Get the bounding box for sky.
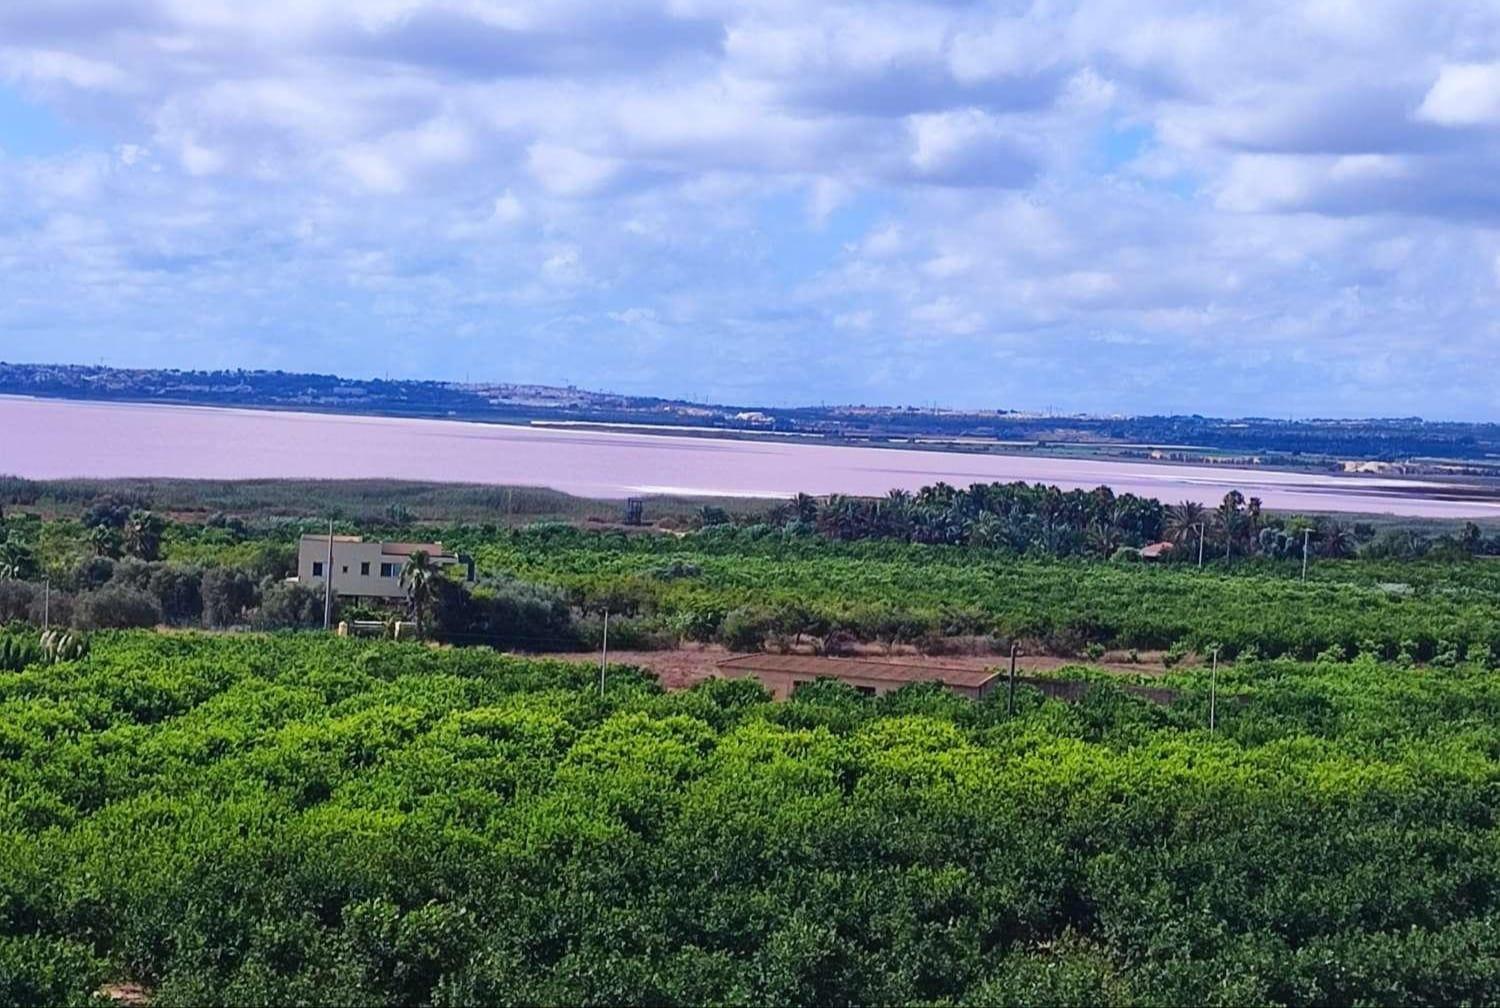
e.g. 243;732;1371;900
1;1;1498;419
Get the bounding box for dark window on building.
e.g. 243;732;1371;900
341;566;348;574
380;562;399;578
360;562;370;576
312;561;324;577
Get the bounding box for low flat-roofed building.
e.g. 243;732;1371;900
1139;541;1175;560
716;654;1000;701
296;535;463;603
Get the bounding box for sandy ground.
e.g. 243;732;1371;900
535;642;1172;690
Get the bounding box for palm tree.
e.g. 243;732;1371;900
124;510;164;561
1087;519;1123;558
1164;502;1206;546
791;493;819;524
400;551;437;639
0;541;36;580
89;524;122;559
1317;521;1356;559
878;489;913;538
1213;491;1246;558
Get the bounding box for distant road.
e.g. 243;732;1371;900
5;396;1500;518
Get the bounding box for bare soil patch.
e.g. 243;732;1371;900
534;641;1171;690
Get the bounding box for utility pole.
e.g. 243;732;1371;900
1008;641;1018;715
597;609;609;696
42;577;49;631
1301;528;1312;580
1195;522;1205;569
599;609;610;697
1209;647;1219;734
322;518;335;632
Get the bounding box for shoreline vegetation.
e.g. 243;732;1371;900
5;475;1500;664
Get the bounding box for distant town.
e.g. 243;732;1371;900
5;361;1500;477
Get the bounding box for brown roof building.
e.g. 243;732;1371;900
716;654;1000;701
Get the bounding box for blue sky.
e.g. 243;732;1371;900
1;1;1499;419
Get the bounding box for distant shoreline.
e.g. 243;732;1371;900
6;389;1495;493
6;394;1500;519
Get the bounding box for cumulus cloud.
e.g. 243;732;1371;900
0;0;1498;418
1418;63;1500;126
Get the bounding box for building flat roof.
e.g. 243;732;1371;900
298;535;451;558
380;542;452;558
718;654;1000;689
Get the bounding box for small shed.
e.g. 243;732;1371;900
716;654;1000;701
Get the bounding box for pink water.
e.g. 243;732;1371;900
3;396;1499;518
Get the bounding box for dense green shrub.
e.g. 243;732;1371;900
3;632;1500;1005
147;565;204;624
428;576;580;650
73;586;161;630
0;581;35;624
201;567;258;627
0;634;41;671
253;581;329;630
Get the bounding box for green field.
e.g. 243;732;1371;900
449;526;1500;661
3;631;1500;1005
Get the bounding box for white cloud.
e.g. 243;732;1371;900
906;108;1031;186
526;142;620;196
0;0;1499;417
491;189;524;224
178;135;226;176
1417;63;1500;126
3;48;128;89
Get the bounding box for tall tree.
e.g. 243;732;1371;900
1213;491;1246;557
1164;501;1207;547
89;524;123;559
401;551;438;639
124;510;165;561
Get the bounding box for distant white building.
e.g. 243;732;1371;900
296;535;467;602
732;410;773;425
1341;460;1398;474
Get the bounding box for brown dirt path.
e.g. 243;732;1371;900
533;643;1172;690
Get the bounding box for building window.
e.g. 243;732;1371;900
341;566;348;574
360;562;370;576
380;562;399;578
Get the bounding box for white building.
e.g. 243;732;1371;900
296;535;466;602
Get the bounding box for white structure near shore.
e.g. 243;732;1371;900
296;535;465;602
